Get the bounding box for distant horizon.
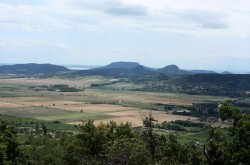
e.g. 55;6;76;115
0;62;249;74
0;0;249;73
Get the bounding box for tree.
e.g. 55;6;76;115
27;136;65;164
63;121;137;164
203;101;250;165
142;112;156;158
0;122;21;164
219;101;241;126
42;124;47;135
0;139;7;165
35;123;39;134
63;142;88;165
76;121;108;156
106;138;150;165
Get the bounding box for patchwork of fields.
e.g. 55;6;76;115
0;76;231;127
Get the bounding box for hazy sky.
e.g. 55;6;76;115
0;0;250;72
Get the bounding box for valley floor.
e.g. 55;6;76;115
0;76;232;127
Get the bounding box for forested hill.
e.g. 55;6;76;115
74;62;238;77
99;61;140;69
156;64;191;75
139;73;250;96
177;74;250;86
74;62;194;77
0;63;70;75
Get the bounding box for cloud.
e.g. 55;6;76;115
0;37;66;51
52;0;148;17
200;22;228;29
108;48;120;53
0;2;104;32
0;37;90;62
176;10;229;29
106;5;147;16
0;0;249;37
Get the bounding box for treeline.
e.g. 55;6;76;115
172;120;206;128
133;74;250;97
173;103;219;119
29;84;83;92
0;103;249;164
90;81;118;88
143;117;208;132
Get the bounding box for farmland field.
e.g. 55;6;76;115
0;76;232;127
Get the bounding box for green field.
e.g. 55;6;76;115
36;112;110;122
0;76;244;127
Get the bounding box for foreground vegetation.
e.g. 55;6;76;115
0;102;249;164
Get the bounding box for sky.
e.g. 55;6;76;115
0;0;250;72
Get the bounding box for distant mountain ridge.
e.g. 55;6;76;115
75;62;229;77
99;62;140;69
157;64;191;75
191;70;217;74
0;62;241;76
221;71;233;74
0;63;70;75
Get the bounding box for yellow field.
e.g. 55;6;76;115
0;76;229;127
68;110;196;127
50;104;138;113
0;76;107;87
0;96;197;127
142;99;193;106
0;102;22;108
